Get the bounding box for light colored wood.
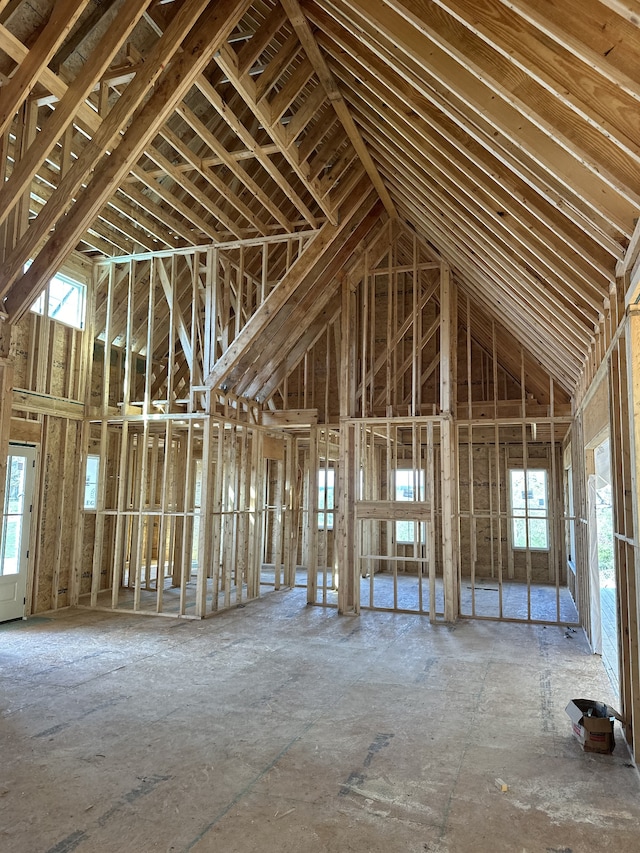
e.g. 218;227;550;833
3;0;254;321
0;325;14;545
9;417;41;443
0;0;151;233
175;102;292;231
340;0;638;227
205;183;376;390
624;308;640;752
0;0;91;138
355;500;431;521
280;0;396;220
214;42;339;225
263;434;285;459
440;264;458;620
261;409;318;428
1;0;213;295
12;389;84;419
193;75;319;228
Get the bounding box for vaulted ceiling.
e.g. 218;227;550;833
0;0;638;399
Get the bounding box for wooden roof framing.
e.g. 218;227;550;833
0;0;638;401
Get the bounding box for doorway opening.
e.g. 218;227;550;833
592;437;618;697
0;444;37;623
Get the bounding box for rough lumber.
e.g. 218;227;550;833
2;0;253;322
214;42;338;224
281;0;396;219
0;0;152;232
261;409;319;427
0;0;91;138
239;199;384;399
1;0;214;302
205;180;377;391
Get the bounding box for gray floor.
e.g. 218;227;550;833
1;587;638;853
600;586;620;700
283;568;579;623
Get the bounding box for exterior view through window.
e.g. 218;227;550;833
395;469;425;544
509;468;549;550
84;455;100;510
30;270;86;330
318;468;334;530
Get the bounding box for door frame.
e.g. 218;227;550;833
0;443;37;622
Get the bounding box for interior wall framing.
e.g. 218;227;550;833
568;275;640;761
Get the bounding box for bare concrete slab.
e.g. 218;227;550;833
0;589;637;853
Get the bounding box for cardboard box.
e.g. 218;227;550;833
565;699;623;754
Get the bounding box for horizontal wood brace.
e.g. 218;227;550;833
356;500;432;520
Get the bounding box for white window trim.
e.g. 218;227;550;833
27;264;86;330
84;454;100;511
508;467;550;552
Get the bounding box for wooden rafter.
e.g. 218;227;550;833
214;40;340;224
280;0;396;219
0;0;153;234
239;199;384;398
206;179;378;392
0;0;91;138
1;0;254;322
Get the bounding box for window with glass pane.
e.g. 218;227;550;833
84;455;100;510
28;267;86;330
565;465;575;566
318;468;334;529
509;468;549;550
1;456;27;576
192;459;202;566
395;469;425;544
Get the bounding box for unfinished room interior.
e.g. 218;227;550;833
3;0;640;849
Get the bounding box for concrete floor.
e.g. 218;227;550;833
1;588;638;853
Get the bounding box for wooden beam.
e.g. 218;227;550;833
2;0;254;322
0;0;153;232
10;417;42;444
214;42;339;224
309;2;625;258
261;409;319;427
206;181;377;392
241;201;385;399
12;389;84;419
0;0;213;302
50;0;120;71
280;0;396;220
175;102;293;231
0;0;91;138
193;74;320;228
341;0;638;229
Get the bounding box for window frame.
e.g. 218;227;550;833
508;467;550;552
83;454;100;511
394;468;426;546
29;268;86;331
318;467;334;531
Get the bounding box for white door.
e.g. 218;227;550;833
0;445;36;622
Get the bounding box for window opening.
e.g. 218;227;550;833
318;467;334;530
84;455;100;510
395;469;425;544
509;468;549;550
28;264;86;330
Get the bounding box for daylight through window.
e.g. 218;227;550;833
509;468;549;550
318;468;334;530
30;270;86;330
84;455;100;510
395;469;426;544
